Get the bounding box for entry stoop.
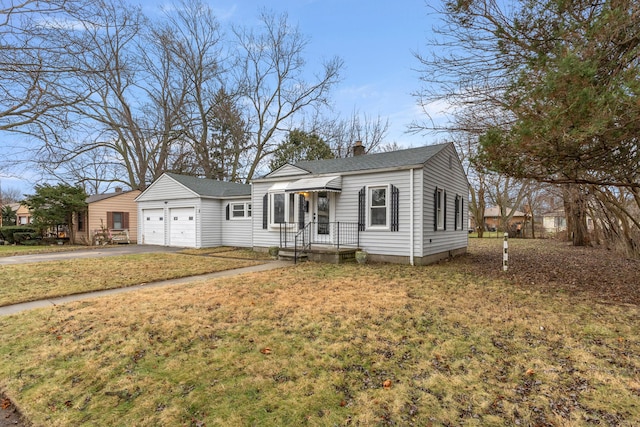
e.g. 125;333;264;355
307;246;358;264
278;246;358;264
278;248;308;262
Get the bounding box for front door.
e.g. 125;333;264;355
314;191;331;243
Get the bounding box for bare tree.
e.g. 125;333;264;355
315;110;390;157
231;11;343;180
35;0;189;190
0;0;86;132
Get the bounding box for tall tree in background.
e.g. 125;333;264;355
416;0;640;250
22;183;87;242
231;11;343;180
0;0;83;132
269;129;334;171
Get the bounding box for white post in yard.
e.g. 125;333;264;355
503;232;509;271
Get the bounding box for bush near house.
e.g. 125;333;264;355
0;226;39;244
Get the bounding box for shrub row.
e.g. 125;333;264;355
0;226;39;244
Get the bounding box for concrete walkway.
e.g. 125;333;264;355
0;260;292;316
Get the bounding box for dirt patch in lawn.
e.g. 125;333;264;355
462;238;640;306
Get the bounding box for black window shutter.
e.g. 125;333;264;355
262;194;268;229
444;191;447;230
433;188;438;231
123;212;129;229
454;195;459;231
226;204;230;221
461;198;464;230
298;194;305;229
391;185;399;232
358;187;366;231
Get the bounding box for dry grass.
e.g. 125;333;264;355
0;254;261;306
0;240;638;426
180;247;273;260
0;245;89;257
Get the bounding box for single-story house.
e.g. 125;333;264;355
72;188;141;245
135;172;252;248
251;142;469;265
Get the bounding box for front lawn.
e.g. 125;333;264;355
0;244;88;257
0;239;638;426
0;253;261;306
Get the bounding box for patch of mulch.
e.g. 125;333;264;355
459;238;640;306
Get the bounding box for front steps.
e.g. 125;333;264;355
278;246;358;264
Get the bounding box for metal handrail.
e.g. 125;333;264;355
279;221;360;263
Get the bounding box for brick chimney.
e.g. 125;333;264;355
115;187;123;193
353;140;365;156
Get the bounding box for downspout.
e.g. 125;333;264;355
410;168;415;266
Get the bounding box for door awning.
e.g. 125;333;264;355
285;175;342;193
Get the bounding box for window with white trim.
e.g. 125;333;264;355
369;186;388;228
269;192;297;226
436;188;445;230
455;195;463;230
231;203;251;219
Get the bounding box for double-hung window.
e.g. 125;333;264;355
107;211;129;230
436;188;445;230
270;192;296;226
454;195;463;230
369;186;388;228
231;203;251;219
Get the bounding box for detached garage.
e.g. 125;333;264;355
136;173;252;248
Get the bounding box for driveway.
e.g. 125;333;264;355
0;244;183;265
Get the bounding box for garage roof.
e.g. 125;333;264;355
166;173;251;198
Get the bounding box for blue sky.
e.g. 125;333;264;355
2;0;445;196
183;0;440;146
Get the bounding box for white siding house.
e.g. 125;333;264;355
251;142;469;265
135;173;252;248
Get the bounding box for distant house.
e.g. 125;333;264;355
73;188;141;245
135;173;252;248
542;209;567;234
482;206;528;232
251;142;469;265
15;203;33;226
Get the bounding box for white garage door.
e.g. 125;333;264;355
142;208;165;245
169;207;196;247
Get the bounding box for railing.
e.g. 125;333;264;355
279;221;360;263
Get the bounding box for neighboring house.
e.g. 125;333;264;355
135;173;252;248
482;206;527;232
541;208;595;235
251;142;469;265
73;188;142;245
15;203;33;226
542;209;567;234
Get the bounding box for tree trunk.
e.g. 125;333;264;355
564;184;590;246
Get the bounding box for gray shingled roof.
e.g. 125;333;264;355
166;172;251;197
86;191;133;204
289;142;450;175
